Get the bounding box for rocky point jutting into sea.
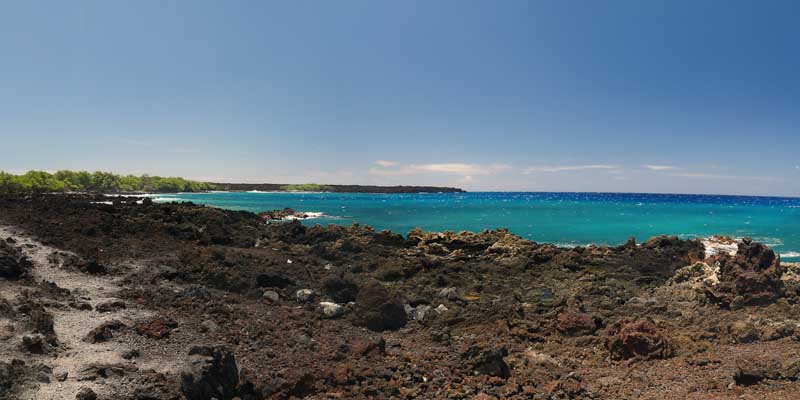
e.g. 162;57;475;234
1;194;800;399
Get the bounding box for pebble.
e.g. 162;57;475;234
296;289;316;303
435;304;449;314
263;291;280;303
201;319;220;333
319;302;346;318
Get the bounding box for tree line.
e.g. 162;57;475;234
0;170;217;194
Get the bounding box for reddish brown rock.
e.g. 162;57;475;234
605;317;673;361
556;311;599;336
135;317;176;339
706;238;783;307
353;281;407;332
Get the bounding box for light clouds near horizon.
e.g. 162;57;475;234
1;0;798;196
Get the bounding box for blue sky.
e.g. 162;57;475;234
1;0;798;195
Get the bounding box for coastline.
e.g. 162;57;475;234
2;194;800;398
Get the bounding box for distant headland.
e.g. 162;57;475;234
0;170;464;194
209;182;465;194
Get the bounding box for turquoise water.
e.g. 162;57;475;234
153;192;800;261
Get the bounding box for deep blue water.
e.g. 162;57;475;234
152;192;800;261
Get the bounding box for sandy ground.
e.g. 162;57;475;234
0;226;183;399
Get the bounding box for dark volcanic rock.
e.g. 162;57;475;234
556;311;599;336
181;346;239;400
259;208;309;221
353;281;407;332
1;360;38;398
75;387;97;400
706;238;783;307
605;317;673;361
322;276;359;304
95;300;126;313
77;363;136;381
84;320;126;343
255;273;294;289
463;347;511;378
0;240;32;280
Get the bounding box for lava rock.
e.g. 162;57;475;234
76;387;97;400
84;320;126;343
180;346;240;400
77;363;136;381
20;334;47;354
296;289;317;303
464;347;511;378
605;317;673;361
121;349;140;360
135;317;177;339
353;281;407;332
255;273;294;289
0;241;32;280
95;300;126;313
556;311;599;336
706;238;784;307
322;276;359;303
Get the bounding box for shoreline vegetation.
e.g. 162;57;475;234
0;170;464;195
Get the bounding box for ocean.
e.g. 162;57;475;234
152;191;800;261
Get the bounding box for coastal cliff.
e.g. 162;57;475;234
1;194;799;399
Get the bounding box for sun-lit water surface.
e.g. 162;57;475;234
152;192;800;261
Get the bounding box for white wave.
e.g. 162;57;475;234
90;201;114;205
283;211;326;220
780;251;800;258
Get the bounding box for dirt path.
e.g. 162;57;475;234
0;226;155;399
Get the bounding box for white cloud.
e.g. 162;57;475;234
370;162;511;176
458;175;475;183
669;172;777;182
521;164;618;174
374;160;398;167
642;164;679;171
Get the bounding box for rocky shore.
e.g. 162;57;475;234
1;194;800;399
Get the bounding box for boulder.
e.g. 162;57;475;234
463;347;511;378
353;281;407;332
84;320;127;343
605;317;673;361
75;387;97;400
180;346;239;400
706;238;783;307
21;334;47;354
255;273;294;289
0;241;31;280
556;311;599;336
322;276;359;303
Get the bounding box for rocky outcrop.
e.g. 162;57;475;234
705;238;783;307
258;208;310;221
0;240;31;280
